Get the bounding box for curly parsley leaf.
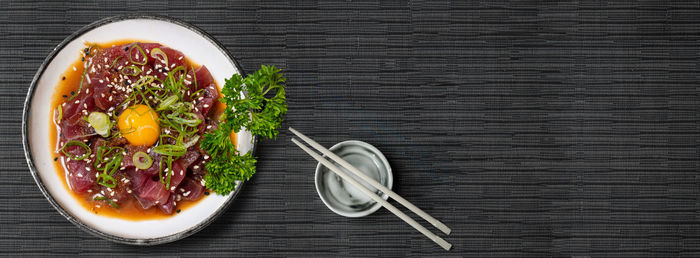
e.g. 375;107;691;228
203;151;257;195
200;65;287;195
221;65;287;139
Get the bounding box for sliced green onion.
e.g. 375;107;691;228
108;56;122;70
153;144;186;157
164;155;173;188
56;106;62;122
150;47;168;66
68;62;88;102
97;173;116;188
157;95;178;111
60;140;91;160
132;75;155;89
120;65;141;76
87;112;111;137
169;112;201;127
104;154;122;176
129;43;147;65
133;151;153;170
94;196;120;209
158;158;165;186
184;135;200;148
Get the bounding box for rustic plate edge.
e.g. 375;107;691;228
21;14;256;246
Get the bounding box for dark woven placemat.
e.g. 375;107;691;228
3;1;700;257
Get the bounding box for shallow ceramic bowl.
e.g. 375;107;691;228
22;15;255;245
315;140;393;217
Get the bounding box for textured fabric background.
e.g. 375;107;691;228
2;0;700;257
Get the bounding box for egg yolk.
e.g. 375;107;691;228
117;104;160;146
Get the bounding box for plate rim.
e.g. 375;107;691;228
21;14;258;245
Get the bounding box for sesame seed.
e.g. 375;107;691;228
183;191;191;197
96;205;101;208
193;165;199;169
99;79;104;83
73;66;77;71
112;199;118;202
204;155;209;160
74;100;80;104
170;186;176;191
76;173;83;177
127;190;132;193
85;167;91;171
203;104;209;108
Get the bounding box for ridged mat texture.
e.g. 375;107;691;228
2;0;700;257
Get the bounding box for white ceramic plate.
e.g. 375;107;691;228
22;15;256;245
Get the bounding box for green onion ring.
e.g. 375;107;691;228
128;43;147;65
93;196;120;209
60;140;91;160
97;173;117;188
150;48;168;66
133;151;153;170
120;65;141;76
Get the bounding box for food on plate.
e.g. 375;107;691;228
50;41;287;218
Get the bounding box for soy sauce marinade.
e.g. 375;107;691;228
50;40;228;219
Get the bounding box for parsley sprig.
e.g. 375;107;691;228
200;65;287;195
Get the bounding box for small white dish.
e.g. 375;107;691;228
22;15;255;245
315;140;393;217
